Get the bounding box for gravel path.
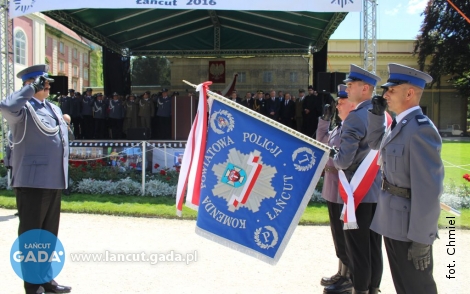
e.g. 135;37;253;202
0;208;467;293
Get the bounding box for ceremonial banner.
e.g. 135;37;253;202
10;1;362;18
177;82;329;264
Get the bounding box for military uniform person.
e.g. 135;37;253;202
108;92;125;139
81;88;94;139
295;89;305;132
93;93;107;139
330;65;383;294
69;90;82;139
317;85;356;291
156;88;172;139
138;91;154;134
123;93;139;137
367;64;441;294
0;64;71;294
252;90;266;114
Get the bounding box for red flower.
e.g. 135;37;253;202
154;163;160;169
120;157;126;163
464;174;470;182
160;170;166;175
130;163;137;168
175;166;181;173
166;177;171;181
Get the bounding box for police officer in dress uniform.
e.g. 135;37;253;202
316;85;356;291
156;88;172;139
366;64;441;294
108;92;125;139
93;93;107;139
328;65;383;294
81;88;94;139
0;64;71;294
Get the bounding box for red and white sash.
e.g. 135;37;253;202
176;82;212;216
338;112;392;229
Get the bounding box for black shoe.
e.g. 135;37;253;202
43;282;71;293
323;277;353;294
321;260;343;286
321;271;342;286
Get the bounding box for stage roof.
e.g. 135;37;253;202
43;9;347;57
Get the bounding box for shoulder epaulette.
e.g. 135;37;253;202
415;114;430;126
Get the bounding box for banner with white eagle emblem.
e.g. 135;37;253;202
177;81;329;264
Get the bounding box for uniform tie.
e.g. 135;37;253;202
391;118;397;130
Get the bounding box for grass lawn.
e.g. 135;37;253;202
441;141;470;186
0;190;468;229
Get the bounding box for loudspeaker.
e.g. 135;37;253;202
330;72;347;93
127;128;150;140
316;72;331;92
49;75;68;96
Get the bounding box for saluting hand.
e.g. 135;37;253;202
371;94;387;116
408;241;431;271
31;75;46;93
321;103;335;121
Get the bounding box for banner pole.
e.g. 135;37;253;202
141;141;146;195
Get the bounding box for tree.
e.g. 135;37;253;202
89;47;103;87
414;0;470;118
131;56;170;86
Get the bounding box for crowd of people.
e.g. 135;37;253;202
226;86;335;137
52;88;175;140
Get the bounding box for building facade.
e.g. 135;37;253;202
13;13;91;93
169;40;466;131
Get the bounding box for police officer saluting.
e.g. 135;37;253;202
0;64;71;294
367;64;441;294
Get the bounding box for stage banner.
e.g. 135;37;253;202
178;82;329;264
209;61;225;84
10;1;362;18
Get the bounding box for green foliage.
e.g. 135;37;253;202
414;1;470;98
131;56;170;86
90;47;103;87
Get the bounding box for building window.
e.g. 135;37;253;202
72;79;77;90
73;66;78;77
263;71;273;83
83;68;89;80
83;53;88;64
14;30;26;65
59;42;64;54
59;60;65;73
237;72;246;83
289;72;298;83
73;48;78;59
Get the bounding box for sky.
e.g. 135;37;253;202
330;0;428;40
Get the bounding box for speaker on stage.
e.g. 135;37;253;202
330;72;347;93
316;72;331;92
49;75;68;96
